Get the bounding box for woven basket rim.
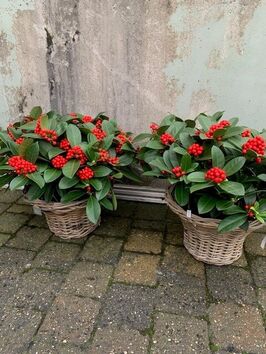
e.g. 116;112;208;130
29;198;87;212
165;185;261;231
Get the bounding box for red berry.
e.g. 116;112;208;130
242;136;266;156
172;166;185;178
205;167;227;183
241;129;251;137
59;138;71;151
99;149;109;162
66;146;87;164
108;156;119;165
82;115;93;123
51;155;67;169
92;127;106;140
8;156;37;175
150;122;159;133
160;133;175;145
187;143;204;157
205;120;230;138
15;137;24;145
77;167;94;180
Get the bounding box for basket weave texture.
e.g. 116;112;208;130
165;187;263;265
32;199;99;239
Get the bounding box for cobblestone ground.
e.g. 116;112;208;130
0;190;265;354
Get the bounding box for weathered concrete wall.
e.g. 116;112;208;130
0;0;266;131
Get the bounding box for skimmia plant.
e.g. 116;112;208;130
0;107;139;224
137;112;266;232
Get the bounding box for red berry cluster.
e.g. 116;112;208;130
115;143;123;154
72;119;79;124
59;138;71;151
108;156;119;165
242;136;266;155
8;156;37;175
205;167;227;183
255;157;262;164
95;120;102;128
160;133;175;145
92;128;106;140
77;167;94;180
51;155;67;169
244;204;255;218
172;166;185;178
66;146;87;164
241;129;251;137
150;123;159;133
69;112;77;117
194;129;201;136
117;133;128;144
205;120;230;138
35;118;57;145
7;126;15;140
187;143;204;157
82;115;93;123
15;137;24;145
99;149;109;162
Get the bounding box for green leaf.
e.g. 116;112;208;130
223;205;246;215
258;174;266;182
211;146;225;167
120;168;142;183
197;195;216;214
224;157;246;176
212;111;224;121
187;171;206;182
102;120;115;135
100;197;114;211
10;175;28;190
44;168;62;183
19;121;37;130
118;154;134;166
27;172;45;188
163;150;174;170
96;179;111;200
216;200;234;210
146;140;164;149
40;115;50;129
89;179;102;191
167;121;185;138
133;133;152;143
30;106;42;119
103;134;114;150
219;181;245;196
198;114;212;131
66;124;82;147
38;141;53;157
218;214;247;233
0;174;13;188
223;126;243;139
62;159;80;179
59;176;79;189
179;133;194;148
86;195;101;224
61;190;85;203
93;166;112;177
44;184;54;202
150;158;170;172
190;182;214;193
174;184;189;206
173;146;187;155
48;147;64;159
25;142;39;163
26;184;45;201
181;153;192;171
111;189;117;210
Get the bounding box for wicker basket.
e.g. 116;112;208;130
165;187;263;265
32;199;100;239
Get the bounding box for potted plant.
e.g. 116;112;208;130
0;107;138;239
137;112;266;265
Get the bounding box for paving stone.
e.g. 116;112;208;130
245;232;266;256
6;226;51;251
94;216;130;238
50;234;88;245
12;268;64;311
206;266;256;305
7;203;33;215
80;236;123;265
0;306;42;354
16;197;30;205
110;200;137;218
0;189;22;203
151;312;210;354
0;203;10;214
61;261;113;299
132;219;165;231
114;252;160;286
27;338;86;354
124;228;162;254
90;325;149;353
99;284;155;331
257;288;266;313
0;247;35;269
28;215;48;228
165;222;184;246
161;246;205;279
156;273;207;317
32;242;80;271
0;212;29;233
255;223;266;233
209;303;266;354
0;233;11;246
39;295;100;345
135;202;167;221
231;253;248;267
0;267;20;315
250;256;266;287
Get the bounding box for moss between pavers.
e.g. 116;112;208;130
124;228;163;254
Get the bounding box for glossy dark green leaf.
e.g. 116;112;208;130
197;195;216;214
211;146;225;167
44;168;62;183
224;157;245;176
174;184;189;206
218;214;247;233
10;175;28;190
219;181;245;196
86;195;101;224
62;159;80;179
66;124;82;147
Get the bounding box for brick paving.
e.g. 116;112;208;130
0;191;265;354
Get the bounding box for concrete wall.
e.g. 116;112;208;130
0;0;266;132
